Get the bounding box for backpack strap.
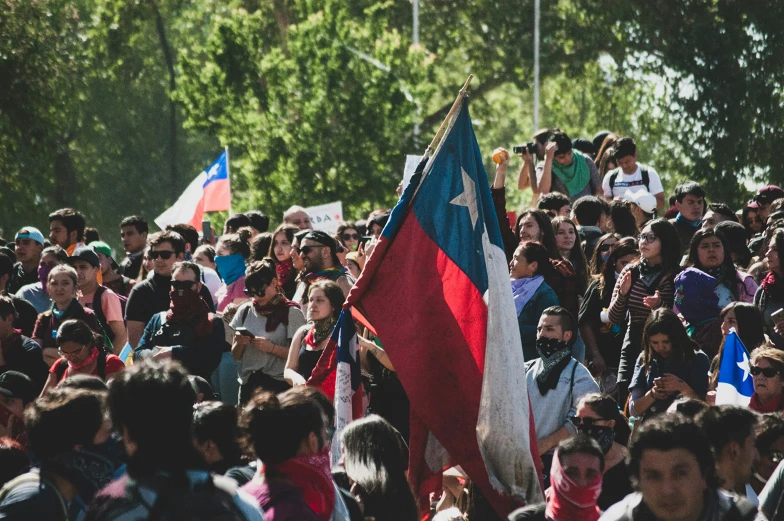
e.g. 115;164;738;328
609;171;618;192
93;285;107;331
97;349;107;380
239;303;252;325
640;167;650;191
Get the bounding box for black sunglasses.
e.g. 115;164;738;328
751;366;780;378
244;286;268;298
300;245;324;256
568;416;606;428
148;250;176;260
342;233;359;241
171;280;197;290
598;243;615;253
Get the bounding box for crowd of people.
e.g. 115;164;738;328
1;127;784;521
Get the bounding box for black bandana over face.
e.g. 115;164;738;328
535;337;571;394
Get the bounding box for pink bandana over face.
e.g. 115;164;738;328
545;449;602;521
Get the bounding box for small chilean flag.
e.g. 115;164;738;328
155;150;231;230
306;309;364;466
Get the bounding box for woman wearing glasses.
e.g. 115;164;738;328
571;393;633;510
608;218;681;402
336;221;360;252
40;319;125;395
748;347;784;414
231;259;306;404
32;265;102;366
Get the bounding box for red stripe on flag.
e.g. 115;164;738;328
203;178;231;212
351;215;521;514
307;338;339;400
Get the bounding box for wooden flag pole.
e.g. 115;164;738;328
423;74;474;158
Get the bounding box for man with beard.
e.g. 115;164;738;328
295;230;352;308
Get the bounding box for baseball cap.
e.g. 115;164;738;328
624;189;657;214
15;227;45;246
89;241;120;270
0;371;36;404
751;185;784;207
65;246;100;268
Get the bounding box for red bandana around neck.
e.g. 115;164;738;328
276;258;295;287
545;449;602;521
167;289;213;336
252;294;300;332
267;448;335;521
749;392;784;413
68;346;100;371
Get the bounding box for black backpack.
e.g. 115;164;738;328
53;349;107;381
609;167;650;193
98;474;250;521
92;285;128;343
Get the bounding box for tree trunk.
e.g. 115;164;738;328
149;0;178;202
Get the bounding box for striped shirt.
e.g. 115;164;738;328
608;263;675;325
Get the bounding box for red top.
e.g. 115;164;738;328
48;351;126;382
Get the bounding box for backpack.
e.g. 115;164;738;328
152;313;198;349
92;285;128;343
0;472;69;521
53;349;107;381
608;166;650;194
100;474;249;521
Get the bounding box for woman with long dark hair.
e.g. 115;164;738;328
284;280;344;386
579;242;639;390
572;393;633;510
511;241;559;361
268;224;300;300
215;228;252;313
756;229;784;348
707;302;766;397
588;233;622;276
341;415;417;521
686;227;757;304
608;218;681;402
628;309;709;421
552;216;589;291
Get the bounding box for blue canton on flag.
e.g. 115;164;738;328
715;329;754;405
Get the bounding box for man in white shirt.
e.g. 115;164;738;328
602;137;665;210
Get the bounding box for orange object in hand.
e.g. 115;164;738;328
492;148;509;164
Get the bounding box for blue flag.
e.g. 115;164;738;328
715;330;754;405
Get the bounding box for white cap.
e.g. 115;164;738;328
624;189;657;214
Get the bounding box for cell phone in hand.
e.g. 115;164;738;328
359;235;373;248
201;220;212;244
773;308;784;321
234;327;255;338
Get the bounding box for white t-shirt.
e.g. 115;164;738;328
602;165;664;199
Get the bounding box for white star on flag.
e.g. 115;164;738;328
737;351;751;381
450;167;478;229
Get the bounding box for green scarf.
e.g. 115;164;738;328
551;151;591;197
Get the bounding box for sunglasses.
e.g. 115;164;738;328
299;245;324;256
598;243;615;253
568;416;607;428
244;286;268;297
342;233;359;241
638;233;658;244
171;280;197;291
148;250;176;260
751;365;780;378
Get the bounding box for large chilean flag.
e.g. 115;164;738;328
155;151;231;230
346;100;543;515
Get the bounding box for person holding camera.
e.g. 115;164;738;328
532;131;603;203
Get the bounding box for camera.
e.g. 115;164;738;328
513;142;537;155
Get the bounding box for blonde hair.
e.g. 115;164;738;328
751;345;784;375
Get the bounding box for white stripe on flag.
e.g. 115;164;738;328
715;382;752;406
331;342;357;466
